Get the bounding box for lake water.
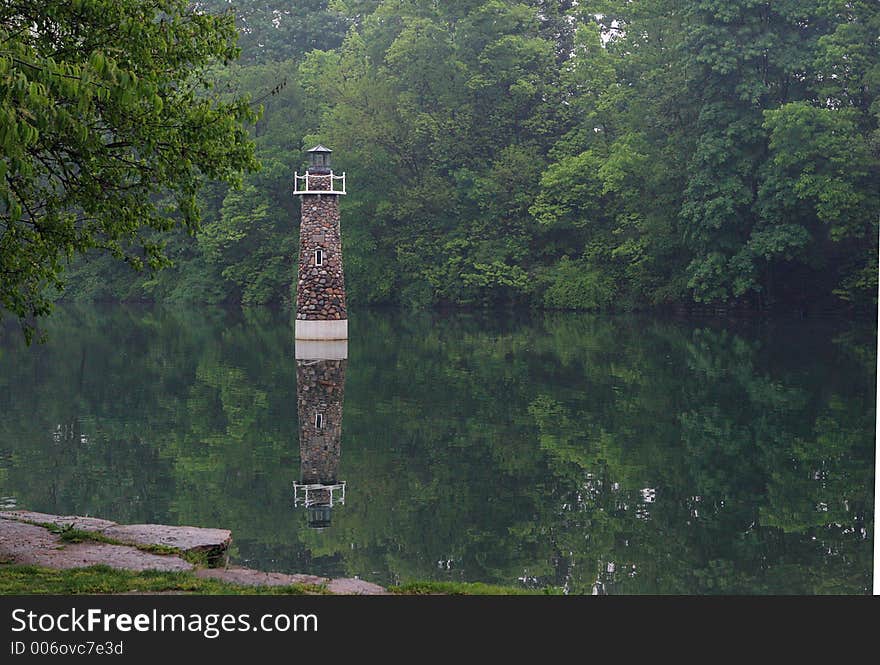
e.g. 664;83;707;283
0;305;874;594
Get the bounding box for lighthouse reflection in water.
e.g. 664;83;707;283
293;340;347;529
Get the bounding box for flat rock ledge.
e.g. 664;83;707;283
0;520;193;572
0;510;230;559
195;567;387;595
0;512;386;594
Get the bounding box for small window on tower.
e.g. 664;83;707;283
315;413;324;429
314;249;324;266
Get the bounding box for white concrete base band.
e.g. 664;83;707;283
295;339;348;360
295;318;348;341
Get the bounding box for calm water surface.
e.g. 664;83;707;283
0;305;874;594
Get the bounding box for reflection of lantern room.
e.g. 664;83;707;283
294;486;346;529
306;504;334;529
293;352;347;529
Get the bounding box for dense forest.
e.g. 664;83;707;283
6;1;879;318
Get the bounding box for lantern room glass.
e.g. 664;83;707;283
307;148;331;173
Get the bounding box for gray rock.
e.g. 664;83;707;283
194;567;386;594
1;511;231;557
195;567;326;588
102;524;232;555
0;520;193;572
1;512;385;593
1;510;116;531
325;578;388;595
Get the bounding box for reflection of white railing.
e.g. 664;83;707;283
293;171;346;195
293;481;346;507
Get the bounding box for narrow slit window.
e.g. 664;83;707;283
314;249;324;266
315;413;324;429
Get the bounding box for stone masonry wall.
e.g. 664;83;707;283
296;174;347;321
296;358;346;486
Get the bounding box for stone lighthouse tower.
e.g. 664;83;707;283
293;145;348;340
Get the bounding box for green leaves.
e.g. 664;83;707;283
762;103;876;236
296;1;571;308
546;0;879;308
0;0;258;337
542;256;617;310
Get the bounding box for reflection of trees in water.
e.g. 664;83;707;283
528;322;874;594
0;306;873;593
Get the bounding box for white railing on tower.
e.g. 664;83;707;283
293;171;347;195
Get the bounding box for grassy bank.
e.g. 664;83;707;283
0;565;323;595
0;565;555;595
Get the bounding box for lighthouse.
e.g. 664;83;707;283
293;145;348;340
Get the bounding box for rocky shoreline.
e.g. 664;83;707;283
0;511;385;595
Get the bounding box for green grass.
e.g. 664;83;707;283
0;565;327;595
0;565;563;596
136;543;180;556
390;581;562;595
48;525;120;546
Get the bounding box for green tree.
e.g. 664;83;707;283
0;0;258;338
532;6;693;307
194;0;350;63
535;0;877;311
302;1;571;307
677;0;878;307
